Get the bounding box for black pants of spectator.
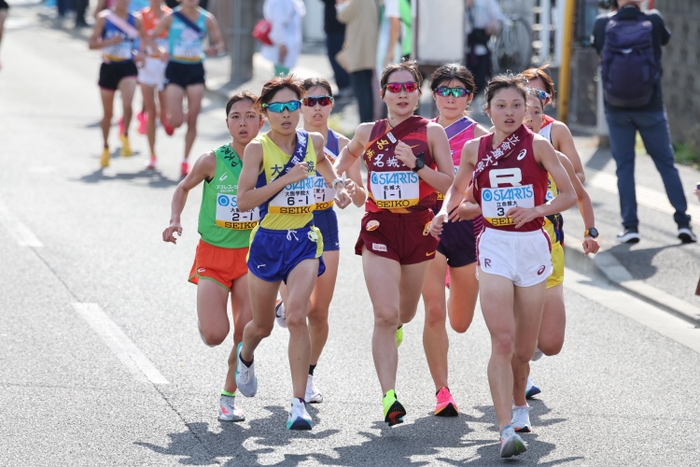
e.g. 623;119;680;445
466;51;491;97
166;0;208;9
326;33;350;91
350;69;374;123
56;0;70;16
72;0;88;26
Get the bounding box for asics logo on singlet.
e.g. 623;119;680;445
219;173;228;181
257;264;266;268
517;149;527;161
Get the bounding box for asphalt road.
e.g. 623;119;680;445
2;4;700;466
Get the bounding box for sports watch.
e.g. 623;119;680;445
412;158;425;172
584;227;599;238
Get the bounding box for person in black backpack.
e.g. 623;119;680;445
592;0;695;244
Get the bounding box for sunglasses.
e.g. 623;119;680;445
303;96;334;107
262;100;302;113
383;81;420;93
527;88;551;101
435;86;470;98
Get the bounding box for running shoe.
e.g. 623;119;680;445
616;228;640;244
525;376;541;399
678;226;697;243
218;394;245;422
117;117;124;136
137;111;147;135
146;155;157;171
162;115;175;136
100;147;110;168
434;387;458;417
234;342;258;397
395;324;403;348
286;398;312;430
120;134;132;157
499;425;527;458
511;405;532;433
531;348;544;362
181;161;190;178
382;389;406;426
305;374;323;404
275;299;287;328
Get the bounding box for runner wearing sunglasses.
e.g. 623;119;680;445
430;74;576;458
521;65;586;399
234;75;351;430
162;91;264;424
147;0;225;178
421;63;489;417
334;60;454;426
274;77;367;404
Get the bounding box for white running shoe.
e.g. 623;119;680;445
286;398;312;430
499;425;527;458
305;374;323;404
525;376;541;399
218;394;245;422
531;348;544;361
275;299;287;328
678;226;697;243
234;342;258;397
511;405;532;433
616;228;640;244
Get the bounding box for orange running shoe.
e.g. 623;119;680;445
434;387;458;417
180;161;190;178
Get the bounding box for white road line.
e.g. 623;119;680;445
586;169;700;227
0;201;44;247
564;268;700;354
72;303;169;385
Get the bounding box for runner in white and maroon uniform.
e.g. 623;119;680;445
430;74;576;459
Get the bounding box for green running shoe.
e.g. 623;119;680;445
382;389;406;426
395;325;403;348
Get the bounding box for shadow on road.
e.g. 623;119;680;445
76;165;179;188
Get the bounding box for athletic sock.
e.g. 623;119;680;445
239;354;253;367
221;390;236;397
309;364;316;376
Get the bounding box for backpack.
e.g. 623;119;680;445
601;12;659;108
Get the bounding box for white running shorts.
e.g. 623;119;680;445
138;57;167;90
476;227;553;287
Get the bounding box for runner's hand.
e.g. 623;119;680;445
582;237;600;255
394;140;417;168
162;222;183;244
345;178;357;198
507;206;542;229
429;211;448;238
284;162;309;184
335;188;351;209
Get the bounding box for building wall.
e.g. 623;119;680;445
660;0;700;146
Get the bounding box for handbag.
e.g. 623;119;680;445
252;19;273;46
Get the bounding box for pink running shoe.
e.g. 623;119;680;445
117;117;124;136
146;155;157;170
137;111;147;135
434;387;458;417
162;114;174;136
180;161;190;178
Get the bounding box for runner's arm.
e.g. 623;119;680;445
552;121;585;183
88;16;117;49
163;152;216;243
557;151;599;254
338;135;367;207
148;14;173;57
333;122;372;174
313;133;351;209
204;13;225;56
404;123;454;196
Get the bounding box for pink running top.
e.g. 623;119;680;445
432;116;477;168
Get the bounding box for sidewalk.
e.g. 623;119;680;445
30;1;700;326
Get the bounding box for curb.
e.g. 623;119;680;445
563;238;700;327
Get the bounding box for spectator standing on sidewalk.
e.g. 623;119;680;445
592;0;696;244
261;0;305;77
336;0;379;123
320;0;351;99
464;0;505;99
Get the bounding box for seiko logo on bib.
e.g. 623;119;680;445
516;149;527;161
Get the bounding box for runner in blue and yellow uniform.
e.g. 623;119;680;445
147;0;224;177
234;75;351;431
163;91;264;424
89;0;143;168
274;77;367;404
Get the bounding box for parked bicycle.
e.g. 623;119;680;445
490;13;533;73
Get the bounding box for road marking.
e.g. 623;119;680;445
586;169;700;227
564;268;700;354
0;201;44;247
72;303;169;385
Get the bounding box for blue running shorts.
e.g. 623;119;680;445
247;224;325;283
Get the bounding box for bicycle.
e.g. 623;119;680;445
490;13;533;73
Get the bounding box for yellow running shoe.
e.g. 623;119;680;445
395;324;403;348
100;147;110;168
382;389;406;426
120;134;132;157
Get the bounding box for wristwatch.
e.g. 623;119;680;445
332;177;346;190
412;158;425;172
584;227;599;238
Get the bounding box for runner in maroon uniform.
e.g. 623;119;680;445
334;60;453;426
430;74;576;458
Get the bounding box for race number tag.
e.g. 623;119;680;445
216;194;260;230
481;184;535;226
269;176;316;214
369;171;419;209
313;176;335;210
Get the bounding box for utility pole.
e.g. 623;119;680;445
229;0;258;85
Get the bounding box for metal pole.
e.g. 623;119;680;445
229;0;257;85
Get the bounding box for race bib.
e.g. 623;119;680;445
481;184;535;226
173;40;202;60
313;175;335;210
369;170;419;209
216;194;259;230
103;41;132;61
269;176;316;214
